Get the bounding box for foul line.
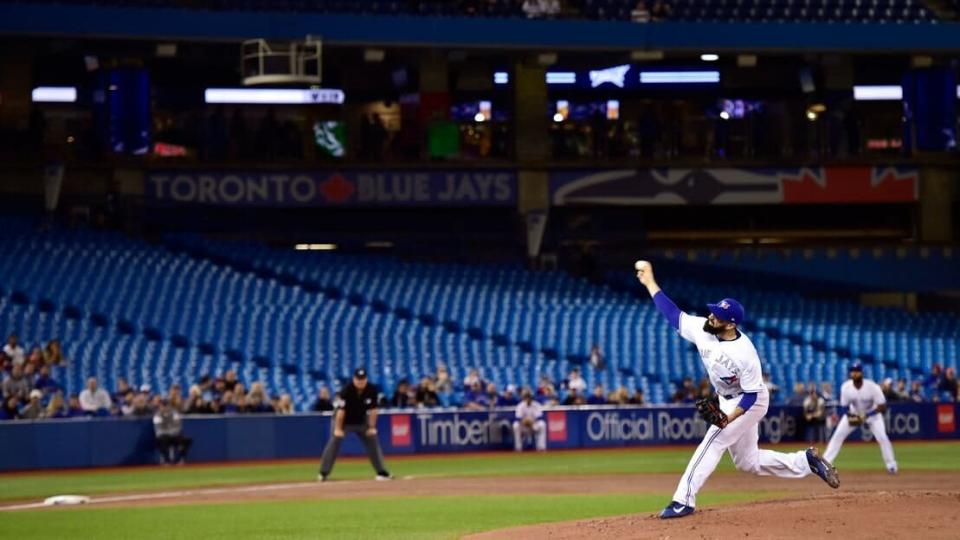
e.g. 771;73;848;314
0;480;356;512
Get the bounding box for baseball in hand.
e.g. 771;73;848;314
634;260;650;272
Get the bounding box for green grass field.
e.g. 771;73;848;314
2;441;958;540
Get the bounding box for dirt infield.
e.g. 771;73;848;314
3;470;959;538
468;490;960;540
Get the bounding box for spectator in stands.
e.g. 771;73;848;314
246;383;273;413
500;385;519;407
587;384;607;405
631;1;651;22
589;344;605;370
19;389;43;420
210;378;227;402
113;378;133;403
167;383;184;412
565;368;587;394
463;368;483;391
25;348;43;370
184;385;209;414
938;367;958;401
3;333;25;367
223;370;239;392
894;379;910;401
416;377;440;408
154;398;192;465
630;389;646;406
2;364;31;403
785;382;807;406
275;394;294;414
484;382;502;408
34;365;59;395
79;377;112;414
881;378;900;402
221;390;237;413
820;382;834;402
650;0;672;21
802;385;826;443
513;389;547;452
0;396;19;420
118;389;136;416
521;0;539;18
924;364;943;394
45;392;68;419
314;387;334;412
434;364;454;395
562;387;585;406
390;379;413;408
43;339;64;366
537;382;560;406
67;394;86;417
671;377;697;404
536;375;556;398
464;380;490;410
127;392;153;417
909;380;925;402
231;391;248;414
697;378;712;400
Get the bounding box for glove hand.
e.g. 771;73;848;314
847;414;865;427
696;394;729;428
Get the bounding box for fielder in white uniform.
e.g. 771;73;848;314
513;389;547;451
635;261;839;519
823;363;898;473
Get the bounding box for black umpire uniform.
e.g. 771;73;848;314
318;368;392;481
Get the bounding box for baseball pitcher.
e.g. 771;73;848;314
635;261;840;519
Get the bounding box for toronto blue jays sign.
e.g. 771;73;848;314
146;170;517;207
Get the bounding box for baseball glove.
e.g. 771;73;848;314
696;394;729;428
847;413;865;426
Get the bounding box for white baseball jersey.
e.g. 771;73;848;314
839;379;885;415
515;400;544;422
678;313;765;396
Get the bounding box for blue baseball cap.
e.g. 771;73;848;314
706;298;745;324
849;362;863;372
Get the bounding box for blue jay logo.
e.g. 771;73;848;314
720;375;739;385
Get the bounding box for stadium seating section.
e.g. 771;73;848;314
17;0;945;23
1;217;957;410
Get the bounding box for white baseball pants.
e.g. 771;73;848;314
673;389;812;508
823;413;897;470
513;420;547;451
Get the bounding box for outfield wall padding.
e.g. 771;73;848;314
0;403;955;471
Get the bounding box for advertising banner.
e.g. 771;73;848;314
1;403;955;471
550;166;918;206
145;170;517;207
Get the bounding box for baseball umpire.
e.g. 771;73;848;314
318;368;393;481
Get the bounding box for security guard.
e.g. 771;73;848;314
318;368;392;481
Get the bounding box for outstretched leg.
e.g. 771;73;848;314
866;415;898;472
823;415;853;464
727;415;811;478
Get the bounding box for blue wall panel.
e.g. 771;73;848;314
1;404;956;472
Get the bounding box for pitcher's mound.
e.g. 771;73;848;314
466;490;960;540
